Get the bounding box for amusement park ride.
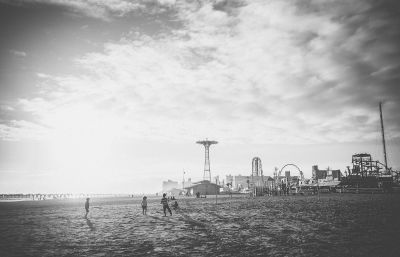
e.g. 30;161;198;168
196;139;218;182
248;102;399;195
341;153;394;188
273;164;306;194
194;104;398;196
341;102;399;188
250;157;264;196
250;158;306;196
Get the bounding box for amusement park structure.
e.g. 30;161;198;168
277;164;305;181
341;102;399;188
250;157;265;195
196;139;218;182
248;158;306;195
341;153;393;188
349;153;388;177
274;164;305;189
252;157;263;176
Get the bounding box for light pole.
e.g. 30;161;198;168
182;170;185;190
215;178;218;205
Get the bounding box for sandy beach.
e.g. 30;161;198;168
0;194;399;256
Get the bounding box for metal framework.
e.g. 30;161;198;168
250;157;264;196
196;139;218;181
341;153;394;188
278;164;304;181
252;157;262;176
276;164;305;191
350;153;386;177
341;104;398;188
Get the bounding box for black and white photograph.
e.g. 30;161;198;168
0;0;399;256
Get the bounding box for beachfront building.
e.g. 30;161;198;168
184;180;221;196
162;179;179;192
225;174;273;192
231;175;250;191
166;188;186;196
212;175;222;185
251;175;274;187
226;175;234;185
312;165;342;183
181;178;193;189
251;175;275;196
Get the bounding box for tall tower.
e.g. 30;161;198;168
196;139;218;181
252;157;262;177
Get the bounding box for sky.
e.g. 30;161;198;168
0;0;399;194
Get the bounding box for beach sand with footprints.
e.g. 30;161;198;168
0;194;399;256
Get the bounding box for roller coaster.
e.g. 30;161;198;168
341;153;394;188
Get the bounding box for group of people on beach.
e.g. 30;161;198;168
142;193;179;216
84;193;179;218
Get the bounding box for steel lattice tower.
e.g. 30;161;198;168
196;139;218;181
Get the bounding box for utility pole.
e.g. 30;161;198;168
261;169;264;197
379;102;388;172
215;178;218;205
182;170;185;190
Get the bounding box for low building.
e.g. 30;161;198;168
166;188;186;196
181;178;193;189
162;179;179;192
226;175;234;184
184;180;221;196
250;175;273;188
225;174;274;190
233;175;251;190
312;165;342;183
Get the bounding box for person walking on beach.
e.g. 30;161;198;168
84;198;90;218
141;196;148;215
161;193;172;216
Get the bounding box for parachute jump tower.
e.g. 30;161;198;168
196;139;218;181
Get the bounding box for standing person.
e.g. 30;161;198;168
161;193;172;216
141;196;148;215
84;198;90;218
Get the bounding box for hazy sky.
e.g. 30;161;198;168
0;0;399;194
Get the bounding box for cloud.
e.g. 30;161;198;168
2;0;400;145
1;0;177;20
9;49;27;57
0;119;48;141
0;105;14;111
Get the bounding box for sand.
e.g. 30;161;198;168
0;194;399;256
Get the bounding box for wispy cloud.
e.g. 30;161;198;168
1;0;176;20
9;49;27;57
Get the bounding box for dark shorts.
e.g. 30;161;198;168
142;206;147;210
163;205;171;213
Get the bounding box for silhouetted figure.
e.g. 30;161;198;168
85;198;90;218
141;196;148;215
161;193;172;216
172;201;179;210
